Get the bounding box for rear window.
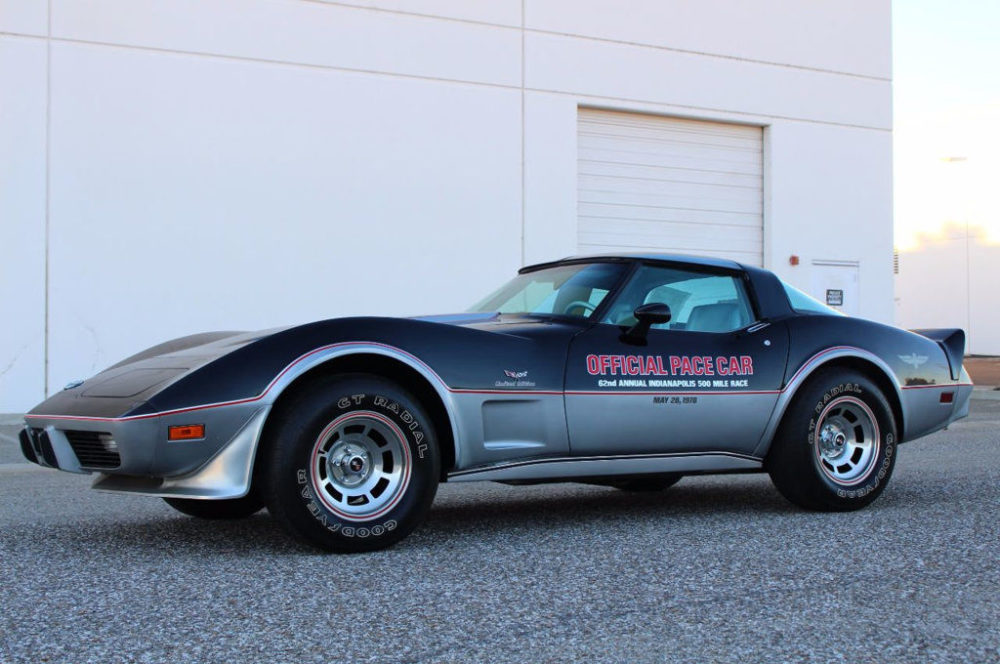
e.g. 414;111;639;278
782;282;845;316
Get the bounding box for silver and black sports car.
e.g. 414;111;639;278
20;254;972;552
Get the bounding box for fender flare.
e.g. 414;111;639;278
260;341;464;469
752;346;903;458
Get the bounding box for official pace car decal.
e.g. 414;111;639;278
585;353;755;390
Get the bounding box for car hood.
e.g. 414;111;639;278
28;329;284;419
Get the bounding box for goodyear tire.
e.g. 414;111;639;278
264;374;440;553
163;494;265;519
766;369;897;511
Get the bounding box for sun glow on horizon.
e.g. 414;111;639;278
893;1;1000;253
894;104;1000;252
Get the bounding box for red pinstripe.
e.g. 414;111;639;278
23;342;970;424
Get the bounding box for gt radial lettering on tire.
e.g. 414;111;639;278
766;368;897;512
309;411;411;521
264;373;440;553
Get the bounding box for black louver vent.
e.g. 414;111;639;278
64;431;121;469
31;428;57;467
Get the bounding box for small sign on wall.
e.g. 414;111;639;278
810;260;859;316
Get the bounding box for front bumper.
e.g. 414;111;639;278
20;404;270;500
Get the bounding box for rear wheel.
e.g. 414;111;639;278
163;494;265;519
766;369;897;511
264;374;440;553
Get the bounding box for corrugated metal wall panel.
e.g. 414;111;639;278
577;109;764;266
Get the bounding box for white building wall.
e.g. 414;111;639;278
894;106;1000;355
0;30;48;413
0;0;892;412
896;228;1000;356
766;122;894;314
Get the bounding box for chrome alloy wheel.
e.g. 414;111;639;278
813;396;881;486
310;411;411;521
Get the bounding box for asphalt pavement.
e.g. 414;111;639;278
1;403;999;664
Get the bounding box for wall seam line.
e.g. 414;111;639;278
0;31;47;41
36;35;892;132
293;0;890;81
525;28;891;82
43;0;52;397
0;27;891;83
520;0;526;265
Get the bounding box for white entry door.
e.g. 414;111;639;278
810;260;860;316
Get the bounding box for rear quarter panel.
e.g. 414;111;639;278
779;314;962;444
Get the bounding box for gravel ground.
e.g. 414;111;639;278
2;403;999;664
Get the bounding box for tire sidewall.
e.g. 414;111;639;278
800;373;897;507
269;376;439;551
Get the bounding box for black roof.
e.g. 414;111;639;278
522;252;745;273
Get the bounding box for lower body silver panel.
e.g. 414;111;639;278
566;392;779;457
448;391;571;469
901;383;974;441
91;406;270;500
950;383;973;422
447;451;762;482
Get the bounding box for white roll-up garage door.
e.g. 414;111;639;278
577;109;763;266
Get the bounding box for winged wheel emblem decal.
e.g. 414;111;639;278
898;353;928;368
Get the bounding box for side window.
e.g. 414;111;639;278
472;263;625;318
603;265;754;333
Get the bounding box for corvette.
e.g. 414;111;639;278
20;254;972;552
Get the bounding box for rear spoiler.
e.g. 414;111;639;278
912;328;966;380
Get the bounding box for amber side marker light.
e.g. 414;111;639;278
168;424;206;441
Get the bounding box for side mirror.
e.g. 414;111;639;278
622;303;671;345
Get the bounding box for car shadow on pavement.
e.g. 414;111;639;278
2;478;898;556
424;480;792;531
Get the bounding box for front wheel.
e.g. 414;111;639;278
766;369;897;511
264;374;440;553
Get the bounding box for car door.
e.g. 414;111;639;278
565;263;789;458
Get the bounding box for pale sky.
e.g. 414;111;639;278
893;0;1000;250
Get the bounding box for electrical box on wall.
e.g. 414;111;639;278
809;260;860;317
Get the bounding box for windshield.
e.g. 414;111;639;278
782;281;845;316
469;262;627;318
